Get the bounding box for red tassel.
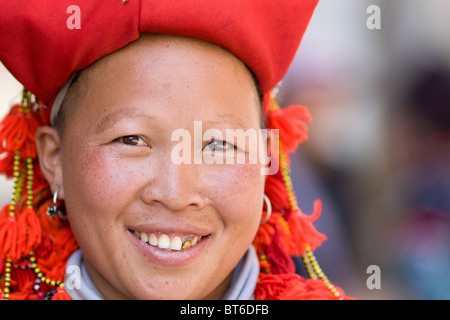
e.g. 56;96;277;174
0;104;41;158
0;205;22;261
253;215;276;253
42;227;78;280
35;234;54;261
51;285;72;300
255;273;352;300
11;266;36;295
7;281;35;300
267;105;312;153
265;228;295;274
18;207;42;254
288;200;327;256
254;273;287;300
264;175;290;210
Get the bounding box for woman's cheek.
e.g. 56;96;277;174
62;146;139;215
202;163;264;224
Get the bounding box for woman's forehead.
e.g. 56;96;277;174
94;34;245;73
69;34;261;130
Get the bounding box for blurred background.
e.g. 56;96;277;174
278;0;450;299
1;0;449;299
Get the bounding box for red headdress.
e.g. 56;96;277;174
0;0;351;300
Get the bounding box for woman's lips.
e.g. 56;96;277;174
127;226;211;266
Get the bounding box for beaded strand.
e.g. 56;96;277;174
3;259;12;300
275;106;340;298
29;252;63;289
305;244;340;297
2;150;23;300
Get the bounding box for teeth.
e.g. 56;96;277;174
149;233;158;246
182;237;192;250
158;234;171;249
134;231;203;251
170;236;182;251
140;232;148;243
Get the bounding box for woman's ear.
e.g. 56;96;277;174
35;126;65;198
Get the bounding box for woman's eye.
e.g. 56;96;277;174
204;140;235;152
117;135;147;146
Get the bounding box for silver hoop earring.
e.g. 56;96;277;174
47;186;67;219
260;194;272;225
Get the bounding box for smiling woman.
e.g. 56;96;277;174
35;35;265;300
0;0;352;300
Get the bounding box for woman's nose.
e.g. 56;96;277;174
140;156;208;212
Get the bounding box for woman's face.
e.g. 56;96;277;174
42;34;265;299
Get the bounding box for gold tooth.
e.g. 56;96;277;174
181;237;192;250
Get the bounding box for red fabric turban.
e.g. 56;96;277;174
0;0;318;107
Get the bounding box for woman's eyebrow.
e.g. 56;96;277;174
94;107;151;134
94;109;252;134
203;114;251;130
